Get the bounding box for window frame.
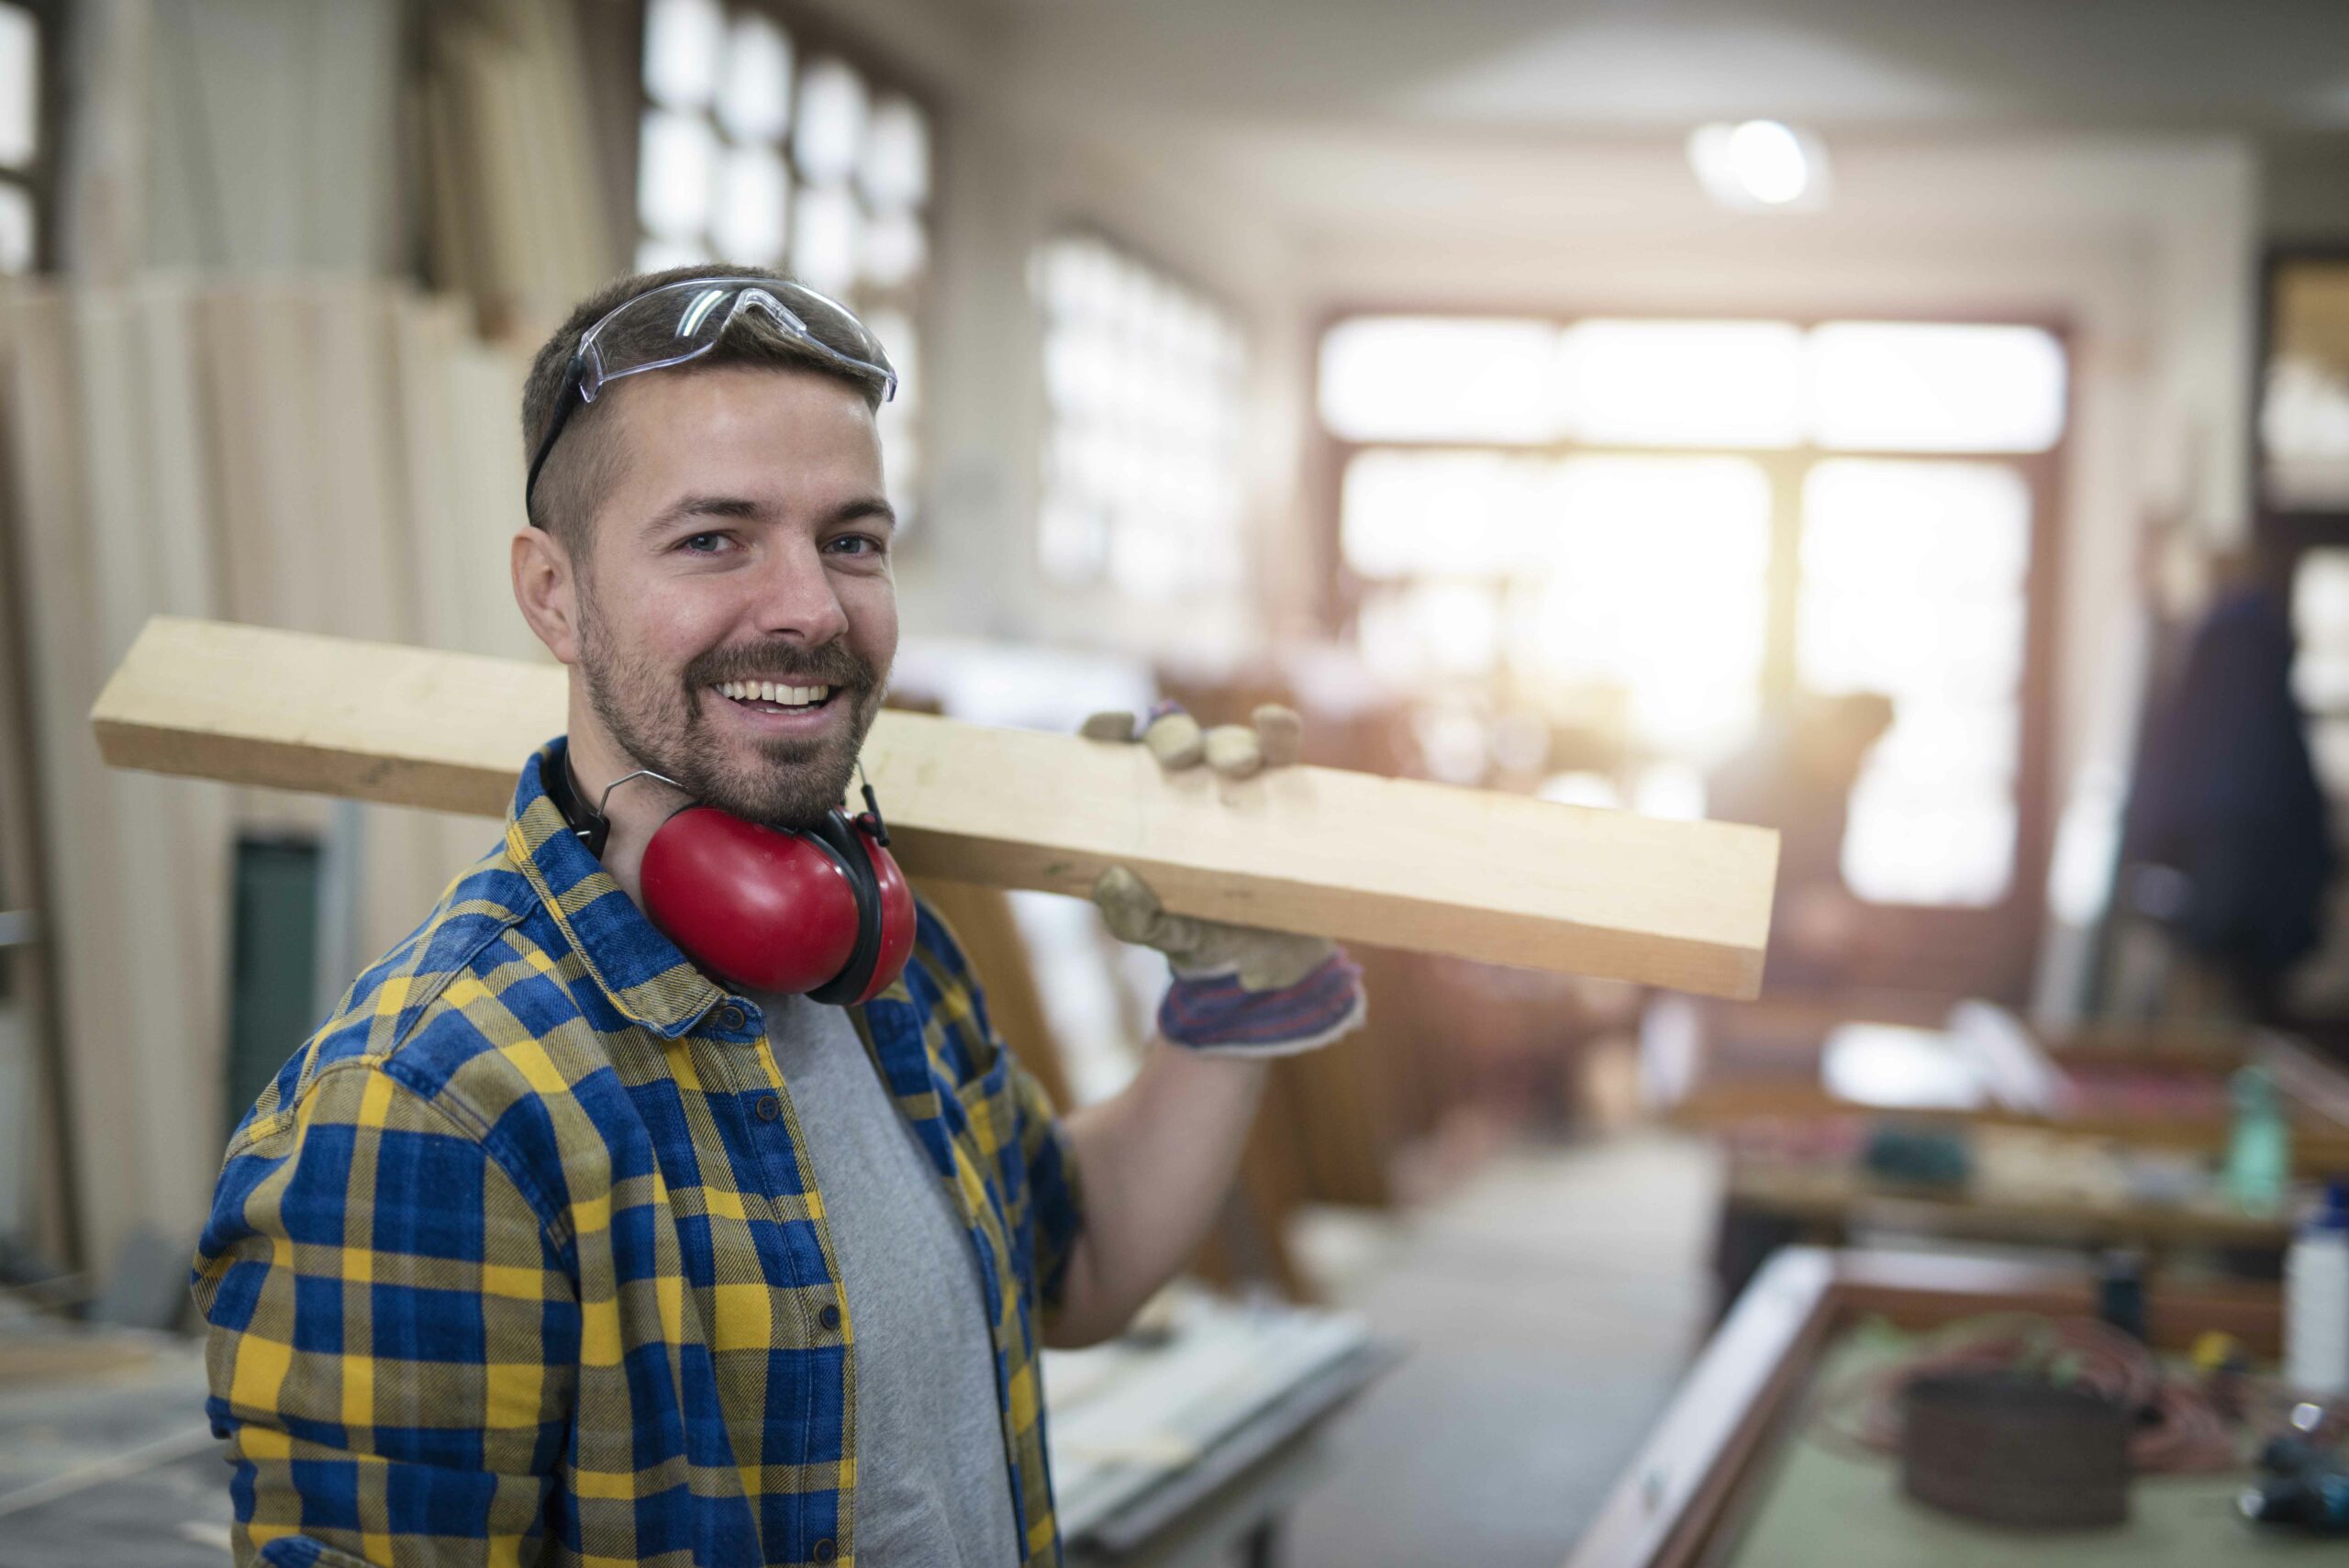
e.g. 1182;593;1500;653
2;0;62;273
613;0;943;514
2252;241;2349;531
1308;302;2072;1002
2250;243;2349;1049
1030;221;1252;600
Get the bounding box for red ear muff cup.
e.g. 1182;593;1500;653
849;822;915;1006
640;806;861;994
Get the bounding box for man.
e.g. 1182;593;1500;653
194;266;1365;1567
1708;690;1894;989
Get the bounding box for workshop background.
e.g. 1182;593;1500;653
6;3;2349;1566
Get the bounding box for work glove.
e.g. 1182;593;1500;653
1079;701;1367;1056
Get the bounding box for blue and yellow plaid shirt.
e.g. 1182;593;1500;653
195;740;1085;1567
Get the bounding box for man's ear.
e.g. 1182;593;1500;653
512;526;584;665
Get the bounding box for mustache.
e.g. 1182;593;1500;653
684;640;877;693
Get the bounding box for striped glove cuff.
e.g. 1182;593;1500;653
1158;951;1368;1057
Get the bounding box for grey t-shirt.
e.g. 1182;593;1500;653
750;989;1020;1568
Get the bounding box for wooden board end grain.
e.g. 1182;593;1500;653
92;617;1778;997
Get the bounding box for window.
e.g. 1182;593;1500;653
1032;233;1248;600
2260;257;2349;510
0;3;44;273
1322;312;2063;928
1799;460;2032;904
2294;548;2349;798
1515;456;1774;761
634;0;933;516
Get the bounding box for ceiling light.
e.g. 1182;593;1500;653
1688;120;1829;212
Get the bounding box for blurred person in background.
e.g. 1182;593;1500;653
1709;691;1897;989
2119;532;2332;1023
188;264;1364;1568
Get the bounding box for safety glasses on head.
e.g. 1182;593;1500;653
524;275;898;520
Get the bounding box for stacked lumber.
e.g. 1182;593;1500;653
417;0;620;338
0;279;540;1273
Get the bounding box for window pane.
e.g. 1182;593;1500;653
641;0;723;113
1516;456;1772;759
1034;236;1248;597
864;308;918;406
2295;548;2349;716
1809;322;2066;452
790;183;861;297
1557;320;1802;447
866;307;920;518
1360;583;1504;682
711;142;789;264
2263;262;2349;507
1798;459;2032;905
861;96;930;211
794;58;868;186
1319;317;1558;443
0;4;32;171
1340;450;1545;579
0;182;28;273
638;108;718;241
715;14;793;144
863;208;926;290
635;232;711;273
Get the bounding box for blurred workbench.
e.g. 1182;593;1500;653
1643;997;2349;1307
1050;1288;1397;1567
1568;1248;2317;1568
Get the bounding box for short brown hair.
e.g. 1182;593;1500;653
519;263;891;549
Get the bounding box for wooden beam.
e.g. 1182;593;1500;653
90;617;1778;997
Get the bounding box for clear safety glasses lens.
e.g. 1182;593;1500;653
526;276;898;517
575;278;897;404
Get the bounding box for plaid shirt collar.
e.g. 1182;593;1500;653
503;739;913;1040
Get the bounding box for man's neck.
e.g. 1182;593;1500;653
562;700;688;908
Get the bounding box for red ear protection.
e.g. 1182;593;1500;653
550;755;915;1006
640;806;915;1005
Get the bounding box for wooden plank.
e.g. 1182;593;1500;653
90;617;1779;997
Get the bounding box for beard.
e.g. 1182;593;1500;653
576;587;886;831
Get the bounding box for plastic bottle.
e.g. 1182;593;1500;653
2287;1180;2349;1396
2226;1064;2292;1216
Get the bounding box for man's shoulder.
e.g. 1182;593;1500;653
233;841;593;1150
895;890;1022;1084
907;892;977;988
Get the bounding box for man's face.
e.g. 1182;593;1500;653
569;364;897;829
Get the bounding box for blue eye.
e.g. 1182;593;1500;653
682;532;727;553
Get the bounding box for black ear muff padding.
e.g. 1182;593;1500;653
805;810;884;1006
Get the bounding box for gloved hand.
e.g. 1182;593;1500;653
1079;701;1366;1056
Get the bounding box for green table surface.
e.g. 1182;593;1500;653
1723;1321;2338;1567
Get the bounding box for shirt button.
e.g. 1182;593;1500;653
813;1540;838;1563
755;1095;783;1122
818;1304;841;1331
714;1004;747;1032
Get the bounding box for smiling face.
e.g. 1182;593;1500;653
529;363;898;830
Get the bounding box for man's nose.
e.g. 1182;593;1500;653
751;535;850;645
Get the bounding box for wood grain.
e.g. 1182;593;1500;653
90;617;1779;997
